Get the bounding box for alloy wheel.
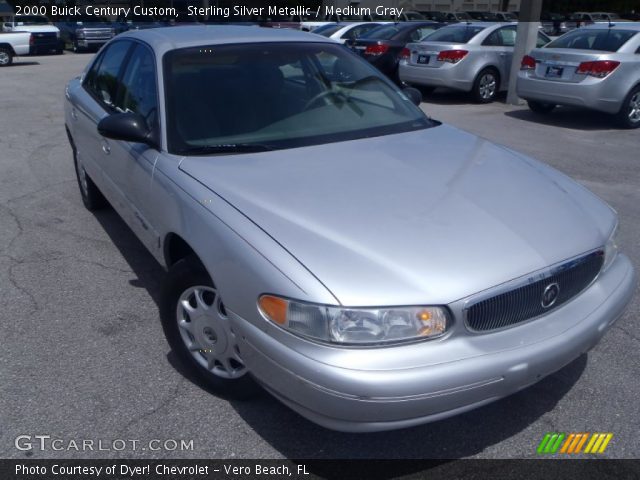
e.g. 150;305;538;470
628;92;640;124
0;51;10;66
479;73;497;100
176;285;246;379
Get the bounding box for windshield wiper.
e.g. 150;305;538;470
177;143;275;156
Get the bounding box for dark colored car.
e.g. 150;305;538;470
467;11;499;21
114;14;162;34
419;11;449;22
55;16;115;52
350;22;443;82
445;12;473;22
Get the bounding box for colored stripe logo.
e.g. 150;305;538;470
537;433;613;454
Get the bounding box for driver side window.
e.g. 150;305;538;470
117;44;159;131
84;41;133;110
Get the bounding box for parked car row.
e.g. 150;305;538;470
396;21;640;128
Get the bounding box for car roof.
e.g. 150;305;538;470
440;21;508;28
581;22;640;30
119;25;332;54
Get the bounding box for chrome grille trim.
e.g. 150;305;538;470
464;250;604;332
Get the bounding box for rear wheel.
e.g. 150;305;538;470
472;68;499;103
0;47;13;67
527;100;556;114
616;86;640;129
160;256;258;399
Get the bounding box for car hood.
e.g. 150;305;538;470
179;125;615;306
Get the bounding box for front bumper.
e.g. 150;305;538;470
76;38;111;49
399;62;473;92
233;254;635;432
517;71;625;114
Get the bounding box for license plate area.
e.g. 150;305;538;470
417;54;430;65
545;65;564;78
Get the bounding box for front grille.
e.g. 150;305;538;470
82;29;113;40
465;251;604;332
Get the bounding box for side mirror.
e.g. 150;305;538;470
403;87;422;106
97;112;157;148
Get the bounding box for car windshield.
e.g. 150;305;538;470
546;29;637;51
15;15;49;25
164;42;433;155
360;25;401;40
422;25;486;43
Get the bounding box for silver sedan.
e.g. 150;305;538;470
517;23;640;128
399;22;551;102
64;26;635;432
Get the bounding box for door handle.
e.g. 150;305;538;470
101;140;111;155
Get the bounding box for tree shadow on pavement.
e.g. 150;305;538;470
11;61;40;67
420;88;507;106
504;107;619;132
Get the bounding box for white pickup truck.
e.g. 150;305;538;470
2;15;61;54
0;31;30;66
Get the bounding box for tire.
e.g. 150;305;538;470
418;86;436;95
472;68;499;103
0;47;13;67
616;86;640;129
70;140;107;211
160;256;259;399
527;100;556;114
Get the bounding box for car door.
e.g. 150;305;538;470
102;42;162;255
74;40;133;198
482;26;516;87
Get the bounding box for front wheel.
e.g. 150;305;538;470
527;100;556;114
616;86;640;129
160;256;258;399
472;68;499;103
0;47;13;67
71;146;107;211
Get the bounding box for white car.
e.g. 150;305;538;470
314;22;391;44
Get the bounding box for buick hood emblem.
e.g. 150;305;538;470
541;283;560;308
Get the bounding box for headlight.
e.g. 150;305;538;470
76;30;86;39
603;225;619;271
258;295;449;345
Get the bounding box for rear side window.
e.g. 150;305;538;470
84;41;133;109
342;24;379;40
422;25;485;43
316;25;342;37
546;29;637;52
483;27;517;47
361;25;400;40
410;26;438;42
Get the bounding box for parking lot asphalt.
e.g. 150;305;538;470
1;53;638;461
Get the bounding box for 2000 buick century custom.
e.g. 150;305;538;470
64;26;635;432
